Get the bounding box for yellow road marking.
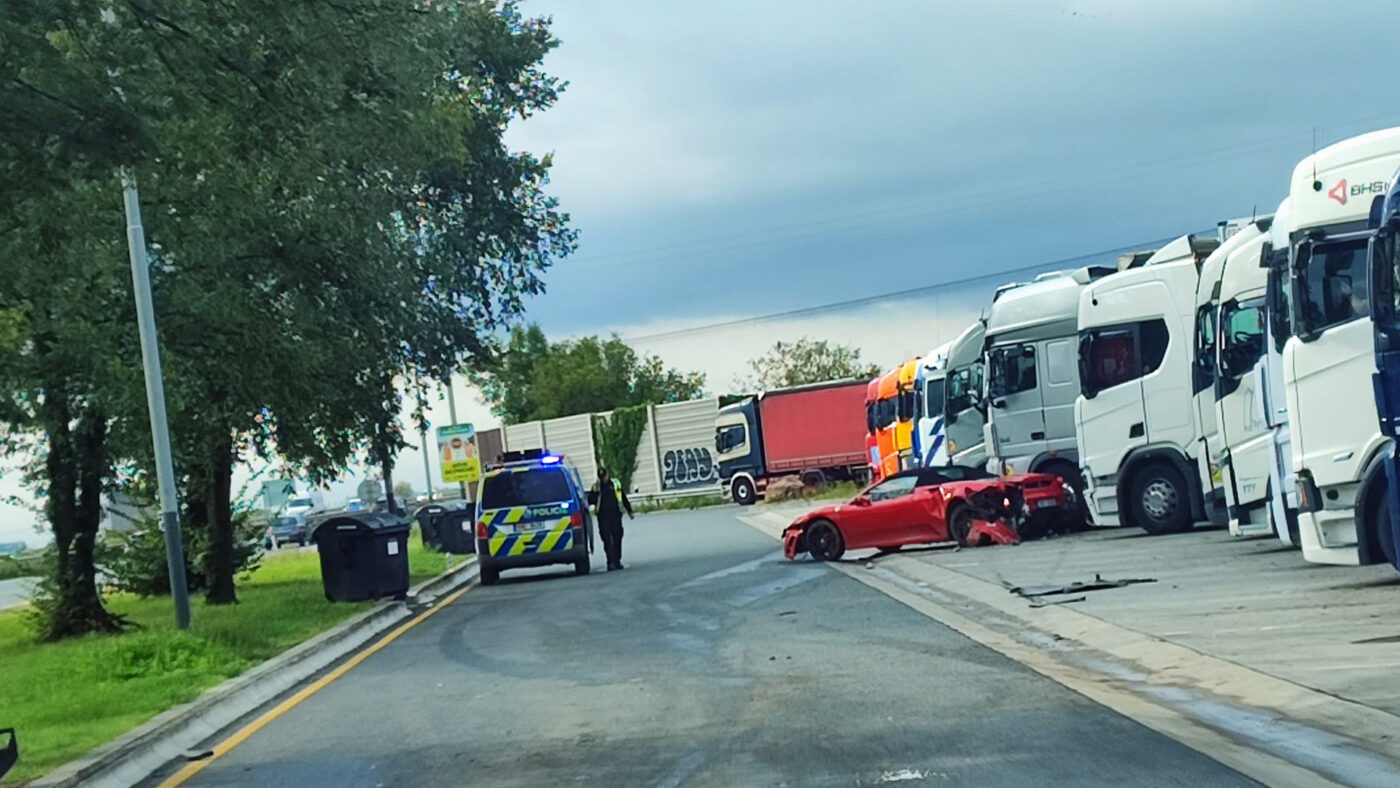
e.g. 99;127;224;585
157;586;472;787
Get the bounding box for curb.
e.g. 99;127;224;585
30;557;479;788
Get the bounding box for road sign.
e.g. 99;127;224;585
357;478;383;504
437;423;482;485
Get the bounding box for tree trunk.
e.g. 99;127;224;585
205;433;238;605
39;396;125;640
381;454;396;514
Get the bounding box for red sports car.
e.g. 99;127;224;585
782;466;1071;561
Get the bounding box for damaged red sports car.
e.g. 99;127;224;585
782;466;1071;561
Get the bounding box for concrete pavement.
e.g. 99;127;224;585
157;508;1253;787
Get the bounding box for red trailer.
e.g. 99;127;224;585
714;379;871;505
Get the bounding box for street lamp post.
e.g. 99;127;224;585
121;168;191;630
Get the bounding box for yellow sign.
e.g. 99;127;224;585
437;423;481;484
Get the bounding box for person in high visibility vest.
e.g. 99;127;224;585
593;466;634;571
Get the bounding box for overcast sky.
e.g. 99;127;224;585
6;0;1400;543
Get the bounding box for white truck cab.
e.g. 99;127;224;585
914;341;953;467
1190;220;1270;531
983;266;1114;508
941;319;989;468
1283;127;1400;565
1076;234;1221;533
1212;223;1274;535
1254;198;1301;545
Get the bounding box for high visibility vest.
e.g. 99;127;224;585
596;477;623;513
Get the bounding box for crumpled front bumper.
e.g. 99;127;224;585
782;525;808;560
966;519;1020;546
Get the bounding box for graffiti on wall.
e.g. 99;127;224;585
662;447;719;489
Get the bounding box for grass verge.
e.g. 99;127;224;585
633;493;728;514
0;530;451;784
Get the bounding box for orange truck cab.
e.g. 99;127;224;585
896;358;919;472
876;367;900;479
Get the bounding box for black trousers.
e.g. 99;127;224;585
598;516;624;566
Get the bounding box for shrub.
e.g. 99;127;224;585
103;512;263;598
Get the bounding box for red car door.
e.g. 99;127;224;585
842;475;917;548
906;486;951;544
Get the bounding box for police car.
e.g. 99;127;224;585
475;450;595;585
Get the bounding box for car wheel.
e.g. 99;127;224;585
479;564;499;586
806;519;845;561
575;557;591;576
1042;462;1088;532
732;477;757;506
948;502;974;548
1130;463;1193;535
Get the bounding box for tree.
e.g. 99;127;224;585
1;0;575;625
739;338;882;391
472;326;706;422
393;481;415;502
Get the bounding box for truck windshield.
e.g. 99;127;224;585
1219;297;1265;378
1295;238;1369;336
898;389;916;422
1079;319;1169;397
922;377;945;419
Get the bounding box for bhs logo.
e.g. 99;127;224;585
1328;179;1348;206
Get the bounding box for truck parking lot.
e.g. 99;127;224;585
745;504;1400;785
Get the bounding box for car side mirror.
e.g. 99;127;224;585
852;496;872;507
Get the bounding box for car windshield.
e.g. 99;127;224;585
274;517;299;528
287;498;313;509
480;469;572;508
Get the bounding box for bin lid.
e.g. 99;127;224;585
311;512;411;540
414;504;447;518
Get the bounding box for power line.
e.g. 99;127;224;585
622;233;1189;343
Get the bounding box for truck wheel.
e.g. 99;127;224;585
806;520;845;561
479;564;499;586
1130;463;1193;535
801;469;826;488
732;477;757;506
1364;482;1396;567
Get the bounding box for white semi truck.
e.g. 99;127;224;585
1075;234;1221;533
940;319;989;468
1211;223;1275;535
982;267;1114;514
1254;197;1301;545
1189;220;1271;532
1283;127;1400;566
914;341;953;467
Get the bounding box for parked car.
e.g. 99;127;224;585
782;466;1071;561
265;515;309;548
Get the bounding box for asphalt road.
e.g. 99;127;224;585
0;576;36;610
167;508;1257;788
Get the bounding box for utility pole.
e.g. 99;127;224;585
444;377;467;501
122;169;191;630
420;427;434;502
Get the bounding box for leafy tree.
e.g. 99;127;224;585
1;0;575;627
739;338;882;391
394;480;415;502
472;327;706;422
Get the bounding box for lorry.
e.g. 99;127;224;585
982;267;1113;513
1075;233;1222;533
940;319;989;468
1253;197;1302;545
1209;222;1275;536
1189;220;1271;532
715;379;870;505
1282;127;1400;566
1368;166;1400;572
914;342;953;468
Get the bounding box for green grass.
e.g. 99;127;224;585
760;480;860;506
0;529;456;784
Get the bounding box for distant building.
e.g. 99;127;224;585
0;541;27;556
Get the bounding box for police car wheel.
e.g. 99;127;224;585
480;564;499;586
574;557;591;576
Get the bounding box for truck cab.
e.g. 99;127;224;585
895;358;920;472
1076;234;1220;533
1212;222;1274;536
875;367;900;479
1255;197;1302;546
1368;166;1400;572
914;342;952;468
983;267;1113;512
864;378;881;480
1190;221;1267;530
1283;127;1400;566
942;319;989;468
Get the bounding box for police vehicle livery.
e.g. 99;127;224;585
475;451;594;585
